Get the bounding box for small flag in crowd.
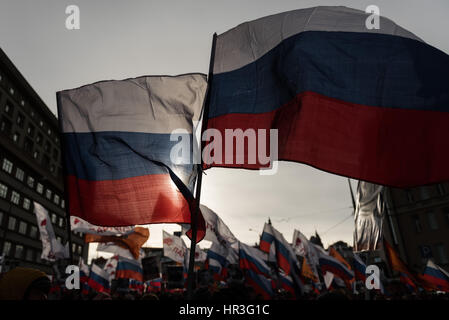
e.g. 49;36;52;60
116;256;144;282
317;248;354;283
239;242;274;300
88;264;111;294
33;202;69;261
103;256;119;281
163;231;187;264
420;260;449;292
260;223;304;295
383;240;418;291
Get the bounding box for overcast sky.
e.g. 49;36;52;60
1;0;448;260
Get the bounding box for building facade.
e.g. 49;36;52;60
384;183;449;274
0;48;87;274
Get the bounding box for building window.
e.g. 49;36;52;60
27;125;35;136
44;142;51;153
0;118;12;135
50;165;55;173
18;221;27;235
72;243;76;253
58;217;64;228
25;248;34;261
2;242;11;256
39;120;43;127
33;150;39;160
23;197;31;210
10;190;20;205
47;129;51;136
15;168;24;181
12;132;20;143
24;138;33;154
61;199;65;209
2;158;13;174
4;101;13;116
46;189;52;200
14;245;23;259
437;184;445;195
16;113;24;127
27;176;35;188
0;210;3;226
36;183;43;194
435;244;449;265
428;212;438;230
36;133;43;145
53;194;60;205
77;245;82;255
412;216;422;233
20;100;25;106
0;183;8;198
29;226;38;239
51;213;57;224
9;87;14;95
7;216;16;231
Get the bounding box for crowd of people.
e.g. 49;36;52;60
1;266;448;301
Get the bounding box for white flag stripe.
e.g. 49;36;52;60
58;74;207;134
214;6;422;74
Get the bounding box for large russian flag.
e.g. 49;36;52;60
57;75;207;239
207;242;230;275
205;6;449;187
420;260;449;292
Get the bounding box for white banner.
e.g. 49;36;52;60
182;205;237;246
71;216;134;236
182;205;238;263
33;202;68;261
292;229;320;277
163;231;187;264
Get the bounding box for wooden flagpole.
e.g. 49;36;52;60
186;33;217;299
